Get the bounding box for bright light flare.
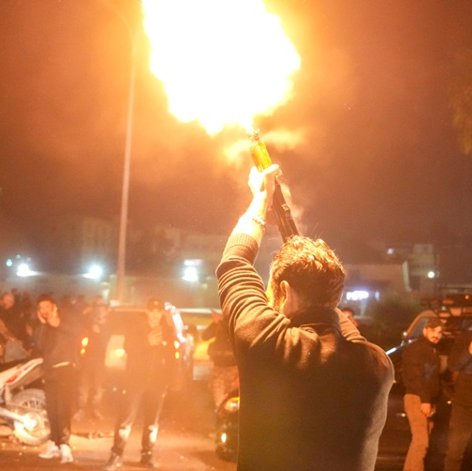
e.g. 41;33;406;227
142;0;301;135
84;264;104;281
16;263;36;278
224;127;305;163
346;290;370;302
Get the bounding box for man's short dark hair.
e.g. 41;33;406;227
147;297;163;311
425;317;443;330
37;293;56;305
271;236;345;309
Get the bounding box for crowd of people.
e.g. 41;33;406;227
0;168;471;471
0;290;176;468
1;288;471;470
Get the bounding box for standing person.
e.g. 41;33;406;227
0;291;29;359
34;294;80;464
401;317;443;471
104;298;176;470
74;302;110;421
444;329;472;471
216;164;394;471
201;310;239;409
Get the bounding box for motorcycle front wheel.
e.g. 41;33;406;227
10;388;50;446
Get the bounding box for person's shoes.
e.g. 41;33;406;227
140;452;156;468
59;444;74;464
38;441;60;459
103;452;123;471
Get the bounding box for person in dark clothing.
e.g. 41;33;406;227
34;294;80;464
444;329;472;471
104;298;176;471
201;310;238;409
216;164;394;471
0;291;30;360
401;317;443;471
74;302;110;421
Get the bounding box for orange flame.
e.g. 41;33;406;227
142;0;301;135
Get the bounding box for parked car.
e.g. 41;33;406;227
215;307;472;469
103;303;194;392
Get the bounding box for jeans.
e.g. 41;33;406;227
403;394;434;471
77;359;105;411
111;386;167;456
44;364;76;446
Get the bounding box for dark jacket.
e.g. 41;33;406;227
201;320;236;367
33;313;81;372
79;308;111;365
0;305;28;342
124;313;176;391
401;336;441;403
448;330;472;407
216;233;394;471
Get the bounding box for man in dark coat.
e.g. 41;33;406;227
216;164;394;471
401;317;443;471
201;310;238;409
104;298;176;470
34;294;80;464
74;301;110;421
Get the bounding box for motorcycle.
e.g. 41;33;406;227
0;357;50;445
215;388;239;462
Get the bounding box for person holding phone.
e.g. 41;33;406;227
34;294;80;464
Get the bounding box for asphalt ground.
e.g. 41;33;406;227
0;381;237;471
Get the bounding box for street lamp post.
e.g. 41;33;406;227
116;38;136;303
99;1;138;303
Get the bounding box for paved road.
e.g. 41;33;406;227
0;379;407;471
0;427;236;470
0;381;236;471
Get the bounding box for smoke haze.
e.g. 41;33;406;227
1;0;472;254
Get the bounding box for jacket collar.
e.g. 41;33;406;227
289;306;341;334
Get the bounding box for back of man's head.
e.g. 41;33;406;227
271;236;345;309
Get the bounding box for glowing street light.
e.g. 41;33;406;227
182;259;202;283
16;262;36;278
84;263;105;281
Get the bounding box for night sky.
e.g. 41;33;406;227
1;0;472;259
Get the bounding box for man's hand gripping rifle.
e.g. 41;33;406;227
249;130;299;241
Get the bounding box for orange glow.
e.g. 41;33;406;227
223;127;305;162
142;0;301;134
